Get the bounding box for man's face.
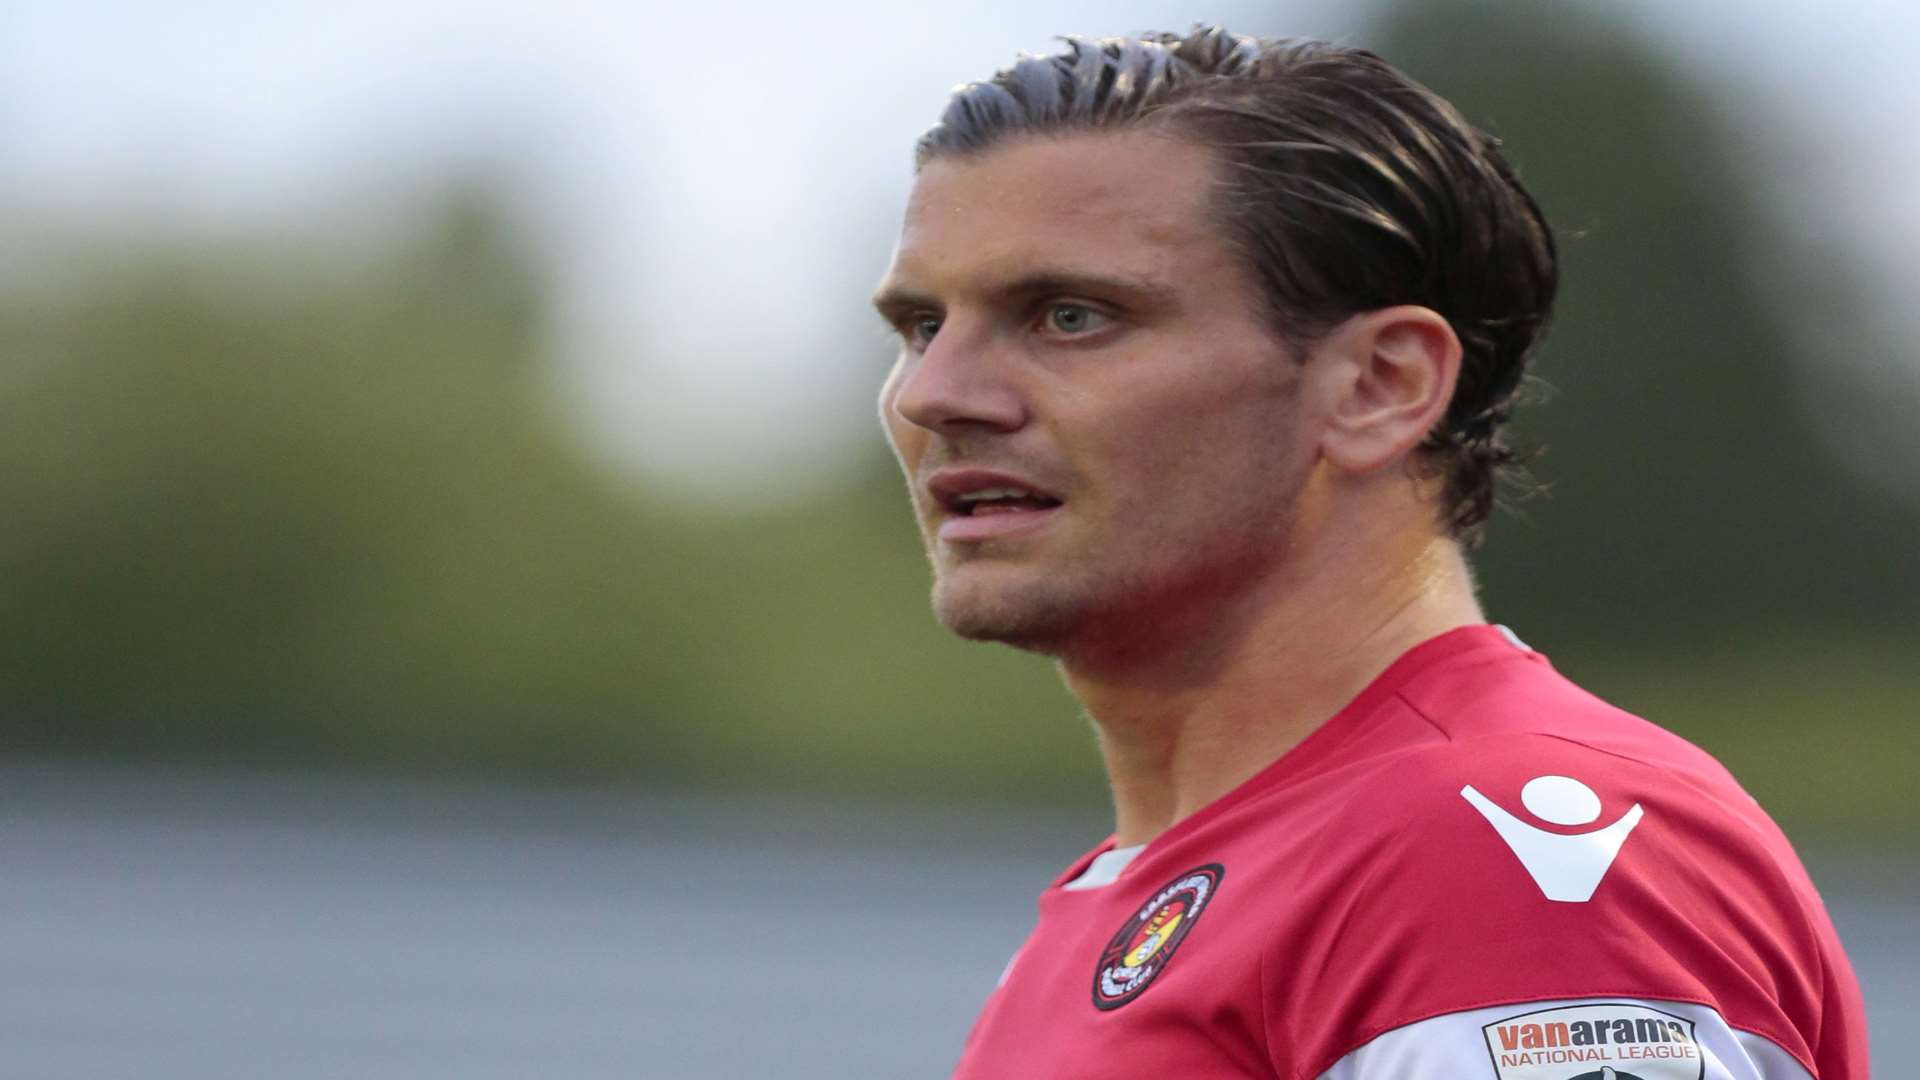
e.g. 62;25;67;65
873;131;1318;654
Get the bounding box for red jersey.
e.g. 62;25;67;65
951;625;1868;1079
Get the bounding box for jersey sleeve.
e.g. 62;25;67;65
1266;732;1852;1080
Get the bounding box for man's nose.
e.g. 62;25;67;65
889;324;1028;435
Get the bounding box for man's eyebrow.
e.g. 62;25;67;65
870;283;938;325
992;270;1180;310
871;269;1179;323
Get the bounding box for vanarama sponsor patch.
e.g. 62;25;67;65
1482;1002;1703;1080
1090;864;1223;1010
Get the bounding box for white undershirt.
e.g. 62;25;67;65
1062;843;1147;891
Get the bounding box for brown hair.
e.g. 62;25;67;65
916;27;1558;542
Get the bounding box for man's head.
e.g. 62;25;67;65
873;28;1557;656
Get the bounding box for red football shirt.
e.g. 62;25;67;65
951;626;1867;1079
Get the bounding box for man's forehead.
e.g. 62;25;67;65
883;131;1223;295
906;132;1210;217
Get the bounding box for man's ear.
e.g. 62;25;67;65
1314;306;1462;474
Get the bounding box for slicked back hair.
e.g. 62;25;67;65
915;27;1558;543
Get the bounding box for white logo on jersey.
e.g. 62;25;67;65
1461;775;1644;902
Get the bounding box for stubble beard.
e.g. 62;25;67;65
925;487;1305;662
927;533;1277;659
930;566;1099;655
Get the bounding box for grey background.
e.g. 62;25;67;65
1;762;1906;1078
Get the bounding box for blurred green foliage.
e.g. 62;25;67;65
0;190;1097;803
1375;0;1919;638
0;3;1912;845
1;194;710;773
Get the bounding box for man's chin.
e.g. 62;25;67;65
931;580;1084;654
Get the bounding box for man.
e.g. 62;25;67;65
871;27;1866;1080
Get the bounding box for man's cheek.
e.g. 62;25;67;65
882;415;923;471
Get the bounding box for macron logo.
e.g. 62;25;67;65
1461;775;1644;903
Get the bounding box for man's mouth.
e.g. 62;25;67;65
925;470;1066;542
951;486;1065;517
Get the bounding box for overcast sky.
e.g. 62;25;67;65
3;1;1915;500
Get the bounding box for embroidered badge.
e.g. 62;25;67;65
1091;863;1224;1010
1482;1002;1704;1080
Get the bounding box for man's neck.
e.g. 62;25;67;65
1061;532;1483;848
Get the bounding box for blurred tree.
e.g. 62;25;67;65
1368;0;1920;647
0;189;714;776
0;184;1095;804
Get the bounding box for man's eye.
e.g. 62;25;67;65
907;315;942;348
1044;304;1110;336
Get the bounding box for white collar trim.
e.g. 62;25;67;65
1062;843;1148;891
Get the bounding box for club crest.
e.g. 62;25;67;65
1091;863;1224;1010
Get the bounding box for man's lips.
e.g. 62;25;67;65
936;503;1062;542
924;467;1064;543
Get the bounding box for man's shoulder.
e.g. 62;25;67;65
1335;639;1802;935
1302;698;1794;934
1220;628;1778;891
1258;643;1847;1080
